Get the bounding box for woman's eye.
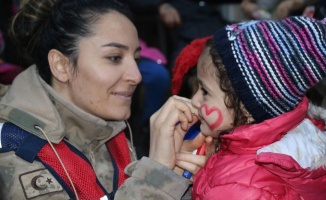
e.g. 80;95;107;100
135;57;141;64
107;56;122;63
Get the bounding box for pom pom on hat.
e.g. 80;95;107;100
213;16;326;122
172;35;212;95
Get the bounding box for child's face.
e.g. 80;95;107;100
191;47;234;138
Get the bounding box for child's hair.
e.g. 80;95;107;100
206;39;249;128
177;67;198;98
9;0;132;84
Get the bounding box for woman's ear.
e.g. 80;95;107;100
48;49;71;83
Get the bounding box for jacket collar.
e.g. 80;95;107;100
221;97;309;154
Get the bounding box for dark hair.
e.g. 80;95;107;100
178;67;198;98
206;39;248;129
9;0;133;84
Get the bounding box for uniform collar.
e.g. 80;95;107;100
0;65;126;145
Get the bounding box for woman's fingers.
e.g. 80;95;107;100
175;153;207;174
173;95;199;116
149;96;199;169
151;96;196;126
182;132;205;152
175;136;218;178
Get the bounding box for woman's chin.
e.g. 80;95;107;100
102;109;131;121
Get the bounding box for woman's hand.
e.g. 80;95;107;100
149;96;198;169
174;134;217;180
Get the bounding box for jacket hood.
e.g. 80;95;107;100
256;101;326;170
0;65;126;143
255;102;326;199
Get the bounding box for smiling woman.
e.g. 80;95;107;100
50;11;142;121
0;0;205;199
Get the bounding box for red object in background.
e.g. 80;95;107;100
0;62;24;84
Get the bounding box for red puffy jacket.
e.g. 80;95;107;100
193;98;326;200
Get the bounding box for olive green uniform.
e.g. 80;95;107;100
0;65;190;200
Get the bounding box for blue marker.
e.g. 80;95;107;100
182;124;203;179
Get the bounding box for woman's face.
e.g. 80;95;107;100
191;47;234;138
55;11;141;120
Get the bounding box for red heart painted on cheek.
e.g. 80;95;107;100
201;104;223;130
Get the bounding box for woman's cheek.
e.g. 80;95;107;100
200;104;224;131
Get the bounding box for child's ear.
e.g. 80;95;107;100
48;49;71;83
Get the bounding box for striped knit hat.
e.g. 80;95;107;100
214;16;326;123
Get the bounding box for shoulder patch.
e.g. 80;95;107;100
19;168;64;199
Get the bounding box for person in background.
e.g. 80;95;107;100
121;0;228;69
186;16;326;199
0;30;23;84
241;0;318;20
0;0;214;199
0;0;24;84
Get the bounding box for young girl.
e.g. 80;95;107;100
189;16;326;199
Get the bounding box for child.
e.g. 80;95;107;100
189;16;326;199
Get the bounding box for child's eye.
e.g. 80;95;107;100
201;87;208;95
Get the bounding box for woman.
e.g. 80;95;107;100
0;0;212;199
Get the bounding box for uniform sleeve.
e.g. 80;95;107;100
115;157;190;200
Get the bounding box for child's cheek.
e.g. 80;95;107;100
200;104;224;131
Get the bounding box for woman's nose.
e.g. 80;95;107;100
127;60;142;85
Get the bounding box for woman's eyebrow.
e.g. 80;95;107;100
102;42;129;50
102;42;141;53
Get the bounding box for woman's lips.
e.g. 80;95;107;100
112;91;133;100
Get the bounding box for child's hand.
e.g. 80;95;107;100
149;95;198;169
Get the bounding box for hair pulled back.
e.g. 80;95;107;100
9;0;132;84
206;39;248;130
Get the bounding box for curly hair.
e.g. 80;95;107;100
206;39;249;130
